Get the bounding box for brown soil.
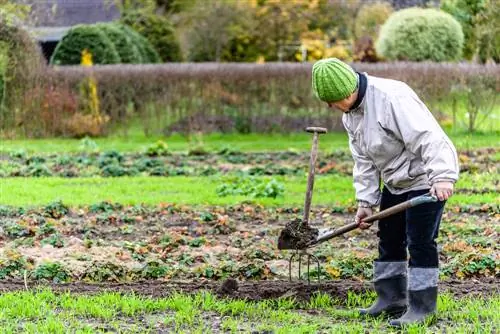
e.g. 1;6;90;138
0;278;496;302
277;218;319;250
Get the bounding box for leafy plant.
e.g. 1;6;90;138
32;262;70;283
0;250;30;279
43;200;69;219
216;175;284;199
146;140;169;157
79;136;99;153
41;233;65;248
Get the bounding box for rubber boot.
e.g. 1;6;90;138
359;261;408;318
390;268;438;327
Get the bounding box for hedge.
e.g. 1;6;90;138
95;23;143;64
50;24;121;65
376;8;464;62
9;62;500;137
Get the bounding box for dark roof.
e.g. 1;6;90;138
28;0;120;27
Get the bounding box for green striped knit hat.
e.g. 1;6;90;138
312;58;357;102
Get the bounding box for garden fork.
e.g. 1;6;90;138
286;126;327;284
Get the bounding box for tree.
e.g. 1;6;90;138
254;0;315;61
472;0;499;63
441;0;489;60
179;0;255;62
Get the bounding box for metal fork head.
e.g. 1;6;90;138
288;250;321;285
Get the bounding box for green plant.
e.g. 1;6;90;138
376;8;464;61
138;260;170;279
89;201;122;213
79;136;99;153
50;24;121;65
41;233;65;248
95;23;143;64
121;11;182;62
216;175;284;199
117;23;161;63
146;140;169;156
0;250;30;278
43;200;69;219
32;262;70;283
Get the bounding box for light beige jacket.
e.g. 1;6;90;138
342;75;459;207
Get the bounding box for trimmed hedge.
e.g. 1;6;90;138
121;11;182;62
16;62;496;137
95;23;143;64
118;24;161;64
50;24;121;65
376;8;464;62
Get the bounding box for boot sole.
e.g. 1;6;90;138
359;306;407;319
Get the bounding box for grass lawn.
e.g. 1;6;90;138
1;131;498;154
1;174;497;208
0;289;497;333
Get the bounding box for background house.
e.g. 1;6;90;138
25;0;121;62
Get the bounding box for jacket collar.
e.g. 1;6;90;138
348;72;368;114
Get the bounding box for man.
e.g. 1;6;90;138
311;58;459;327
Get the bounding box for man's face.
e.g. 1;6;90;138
326;91;357;113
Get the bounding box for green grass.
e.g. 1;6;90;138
1;131;498;154
0;289;497;333
1;174;497;207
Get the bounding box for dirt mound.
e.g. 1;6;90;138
0;278;496;302
277;218;319;250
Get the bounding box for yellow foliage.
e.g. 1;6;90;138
81;49;93;67
325;45;351;61
325;265;341;279
63;112;110;138
295;30;352;62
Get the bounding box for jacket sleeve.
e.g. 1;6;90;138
343;120;381;207
387;94;459;184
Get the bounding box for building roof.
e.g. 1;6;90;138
22;0;120;42
28;0;120;27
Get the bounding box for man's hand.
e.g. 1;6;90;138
356;206;373;230
430;181;454;201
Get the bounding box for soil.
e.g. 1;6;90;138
277;218;319;250
0;278;496;302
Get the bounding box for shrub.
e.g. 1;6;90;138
117;24;161;64
376;8;464;61
354;1;393;39
121;11;181;62
0;12;45;133
50;24;121;65
95;23;143;64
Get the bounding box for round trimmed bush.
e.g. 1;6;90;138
118;24;161;64
95;23;143;64
121;11;182;62
50;24;121;65
376;8;464;62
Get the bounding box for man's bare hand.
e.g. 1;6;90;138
356;207;373;229
430;181;454;201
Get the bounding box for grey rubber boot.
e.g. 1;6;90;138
390;268;439;327
359;261;408;318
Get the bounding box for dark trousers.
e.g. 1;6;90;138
377;187;445;268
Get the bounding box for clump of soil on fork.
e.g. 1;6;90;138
277;218;318;250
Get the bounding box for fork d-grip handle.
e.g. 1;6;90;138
311;194;437;245
361;194;438;223
303;127;328;226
